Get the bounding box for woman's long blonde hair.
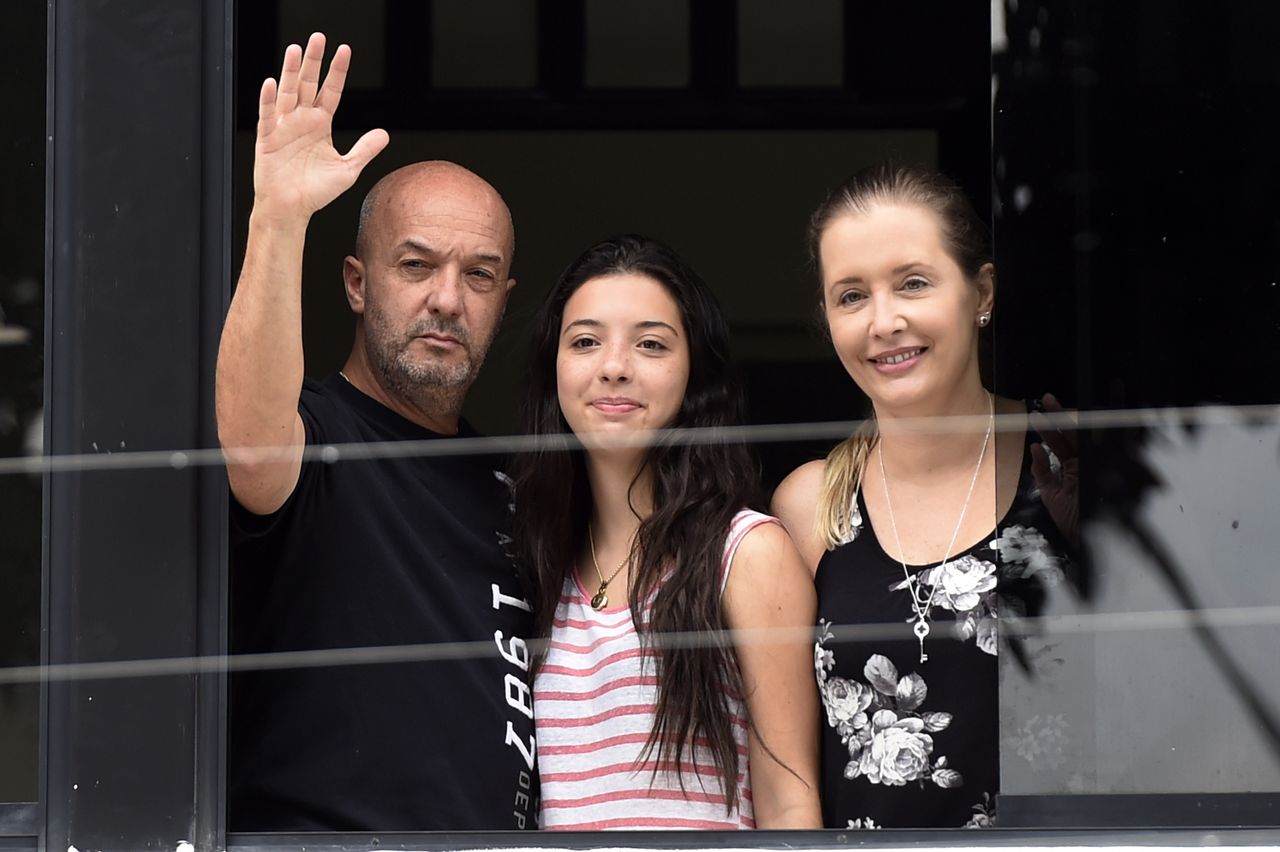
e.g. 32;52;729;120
815;418;878;549
808;164;993;549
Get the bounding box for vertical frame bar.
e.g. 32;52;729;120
196;2;234;849
43;1;232;850
538;0;584;99
386;0;435;91
690;0;737;96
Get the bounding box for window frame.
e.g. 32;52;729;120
35;1;232;850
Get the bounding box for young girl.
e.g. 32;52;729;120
512;235;821;830
773;165;1077;828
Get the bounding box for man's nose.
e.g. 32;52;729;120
426;266;463;318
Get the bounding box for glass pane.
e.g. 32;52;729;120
738;0;843;87
432;0;538;88
585;0;690;88
1006;418;1280;796
0;0;45;806
994;0;1280;820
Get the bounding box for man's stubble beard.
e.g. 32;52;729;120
364;304;502;420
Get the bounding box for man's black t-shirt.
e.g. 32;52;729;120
228;374;538;831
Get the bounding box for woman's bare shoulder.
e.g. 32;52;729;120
770;460;827;573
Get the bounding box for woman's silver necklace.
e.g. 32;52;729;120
878;392;994;664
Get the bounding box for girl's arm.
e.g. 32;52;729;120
723;521;823;829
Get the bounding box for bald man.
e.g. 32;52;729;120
216;35;536;831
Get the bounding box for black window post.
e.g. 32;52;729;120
43;1;231;850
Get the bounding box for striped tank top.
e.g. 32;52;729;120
533;509;776;830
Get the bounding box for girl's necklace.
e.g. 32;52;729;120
587;526;632;611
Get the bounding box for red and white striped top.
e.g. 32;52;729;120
533;510;776;831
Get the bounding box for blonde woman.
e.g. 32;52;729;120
774;165;1076;828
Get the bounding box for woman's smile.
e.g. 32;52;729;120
868;345;929;374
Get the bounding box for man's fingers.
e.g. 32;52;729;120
1044;393;1080;445
344;129;390;174
275;43;303;114
1030;441;1080;545
1029;442;1060;495
1030;409;1075;461
297;32;326;107
317;44;353;115
1036;393;1080;454
257;77;278;140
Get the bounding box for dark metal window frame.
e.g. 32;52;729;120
33;1;232;850
232;0;991;201
12;2;1278;851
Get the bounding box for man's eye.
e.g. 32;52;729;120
469;269;494;280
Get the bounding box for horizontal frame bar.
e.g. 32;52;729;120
999;793;1280;829
228;825;1280;851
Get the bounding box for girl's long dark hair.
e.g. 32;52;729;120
511;234;759;810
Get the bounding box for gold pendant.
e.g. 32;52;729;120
591;587;608;610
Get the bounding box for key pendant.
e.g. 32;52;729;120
591;586;609;610
913;618;930;663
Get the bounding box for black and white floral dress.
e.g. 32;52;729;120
814;427;1074;829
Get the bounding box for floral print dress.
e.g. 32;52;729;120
814;426;1073;829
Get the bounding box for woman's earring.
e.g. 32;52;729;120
977;312;992;327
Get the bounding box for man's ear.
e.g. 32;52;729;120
976;262;996;315
505;276;516;295
343;256;366;314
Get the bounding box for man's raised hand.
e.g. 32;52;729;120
1029;393;1080;547
253;33;389;221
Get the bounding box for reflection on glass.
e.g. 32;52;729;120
993;0;1280;822
1003;415;1280;797
0;470;40;802
0;0;44;806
